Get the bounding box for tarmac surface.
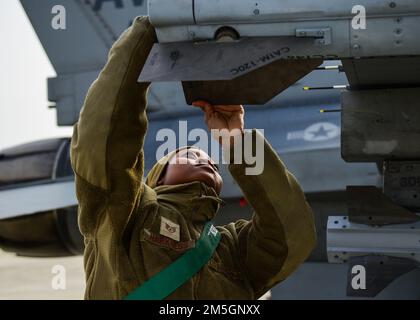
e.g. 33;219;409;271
0;250;85;300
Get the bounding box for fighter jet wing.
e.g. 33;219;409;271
0;178;77;220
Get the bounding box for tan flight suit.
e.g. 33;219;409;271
70;16;316;300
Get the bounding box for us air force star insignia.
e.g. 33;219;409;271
303;122;339;142
160;217;180;242
208;225;218;237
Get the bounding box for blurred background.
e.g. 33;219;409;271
0;0;83;300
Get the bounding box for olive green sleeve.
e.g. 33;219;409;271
70;17;157;236
226;129;317;298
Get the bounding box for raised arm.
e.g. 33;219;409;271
227;129;317;298
70;17;156;236
193;101;317;298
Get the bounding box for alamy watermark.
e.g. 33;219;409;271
351;265;367;290
156;121;265;175
51;264;66;290
51;5;66;30
352;5;367;30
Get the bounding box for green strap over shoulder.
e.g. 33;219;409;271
125;222;221;300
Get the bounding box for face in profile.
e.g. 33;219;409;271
158;148;223;194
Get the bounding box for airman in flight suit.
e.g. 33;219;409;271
71;16;316;300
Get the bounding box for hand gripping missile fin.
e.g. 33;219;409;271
139;37;322;105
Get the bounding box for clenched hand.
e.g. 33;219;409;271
192;100;244;148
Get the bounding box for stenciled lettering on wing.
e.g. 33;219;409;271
230;48;290;75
